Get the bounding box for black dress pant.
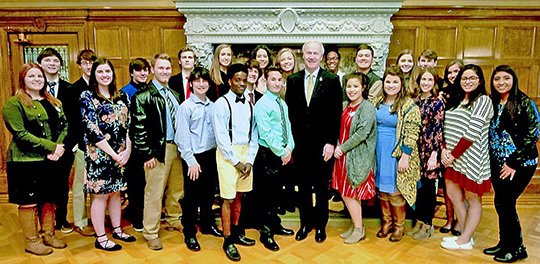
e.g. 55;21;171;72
125;153;146;227
180;149;218;237
55;151;74;225
252;146;283;232
492;164;535;251
414;177;437;225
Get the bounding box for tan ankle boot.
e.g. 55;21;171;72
413;222;434;240
376;193;393;238
406;220;424;237
40;203;67;249
344;226;365;244
388;195;406;242
18;206;53;256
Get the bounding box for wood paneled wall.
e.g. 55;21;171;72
0;8;186;192
388;7;540;102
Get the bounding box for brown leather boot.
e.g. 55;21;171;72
388;195;406;242
40;203;67;249
18;206;53;256
376;193;393;238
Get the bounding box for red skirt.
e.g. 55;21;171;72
444;167;491;196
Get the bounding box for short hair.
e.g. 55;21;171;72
246;59;261;80
151;53;172;67
227;63;248;80
178;47;197;61
129;58;150;74
189;67;214;91
344;72;369;100
76;49;97;65
302;40;325;55
37;48;64;66
356;44;374;57
325;46;341;60
419;49;438;61
416;67;440;97
264;66;282;80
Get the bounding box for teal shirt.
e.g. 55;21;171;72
254;90;295;157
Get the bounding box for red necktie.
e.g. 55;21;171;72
185;76;191;99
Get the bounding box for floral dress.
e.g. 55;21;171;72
417;97;444;179
80;90;129;194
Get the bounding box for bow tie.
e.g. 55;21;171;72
235;96;245;104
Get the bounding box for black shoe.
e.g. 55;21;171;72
494;246;528;263
295;226;311;241
95;235;122;251
185;237;201;252
274;226;294;236
112;228;137;242
483;244;502;256
233;234;256;246
260;235;279;251
315;229;326;243
201;225;223;237
223;241;241;261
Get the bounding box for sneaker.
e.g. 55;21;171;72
74;225;95;237
56;222;73;234
441;238;473;250
132;223;143;233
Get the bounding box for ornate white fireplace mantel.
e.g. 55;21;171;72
174;0;403;75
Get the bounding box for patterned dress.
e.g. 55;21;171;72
80;90;129;194
332;103;376;200
417;97;444;179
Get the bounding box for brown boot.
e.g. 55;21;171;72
40;203;67;249
18;206;53;256
406;220;424;237
388;195;406;242
376;193;393;238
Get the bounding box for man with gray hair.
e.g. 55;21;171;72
285;40;342;243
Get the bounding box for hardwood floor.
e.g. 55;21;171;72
0;196;539;264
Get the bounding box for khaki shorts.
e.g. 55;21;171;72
216;145;253;199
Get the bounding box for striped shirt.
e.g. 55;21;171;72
443;95;493;184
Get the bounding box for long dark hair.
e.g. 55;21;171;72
89;57;120;102
446;64;487;110
491;65;521;123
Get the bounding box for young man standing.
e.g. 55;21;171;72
130;54;184;250
350;44;382;100
213;63;259;261
169;47;196;103
417;49;438;70
175;67;223;252
70;49;97;237
253;66;295;252
37;48;74;234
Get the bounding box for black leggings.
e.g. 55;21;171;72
414;177;437;225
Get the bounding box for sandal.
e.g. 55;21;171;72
95;234;122;251
112;226;136;242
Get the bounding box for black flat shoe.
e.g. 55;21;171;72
185;237;201;252
315;229;326;243
295;226;311;241
274;226;294;236
201;225;223;237
483;244;502;256
260;235;279;251
95;235;122;251
451;229;461;236
112;227;137;242
439;226;451;233
494;245;527;263
223;242;241;261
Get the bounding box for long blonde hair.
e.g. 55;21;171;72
210;44;232;85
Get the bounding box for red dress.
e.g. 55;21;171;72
331;103;376;200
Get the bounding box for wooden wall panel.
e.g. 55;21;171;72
425;27;457;59
388;28;417;57
462;27;496;59
127;28;158;59
94;27;123;59
500;27;536;59
162;28;185;59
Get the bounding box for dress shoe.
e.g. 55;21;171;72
274;226;294;236
74;225;96;237
233;234;256;246
494;245;527;263
315;229;327;243
201;225;223;237
146;237;163;251
483;244;502;256
95;235;122;251
223;240;241;261
295;226;311;241
440;238;473;250
260;235;280;251
185;237;201;252
112;228;137;242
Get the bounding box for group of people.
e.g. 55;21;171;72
2;40;538;263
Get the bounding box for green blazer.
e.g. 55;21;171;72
339;100;377;187
2;96;67;162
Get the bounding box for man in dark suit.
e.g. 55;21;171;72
168;47;196;103
37;48;75;234
285;40;342;243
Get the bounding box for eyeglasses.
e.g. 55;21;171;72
461;76;479;82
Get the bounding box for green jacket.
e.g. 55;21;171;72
339;100;377;187
2;96;67;162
